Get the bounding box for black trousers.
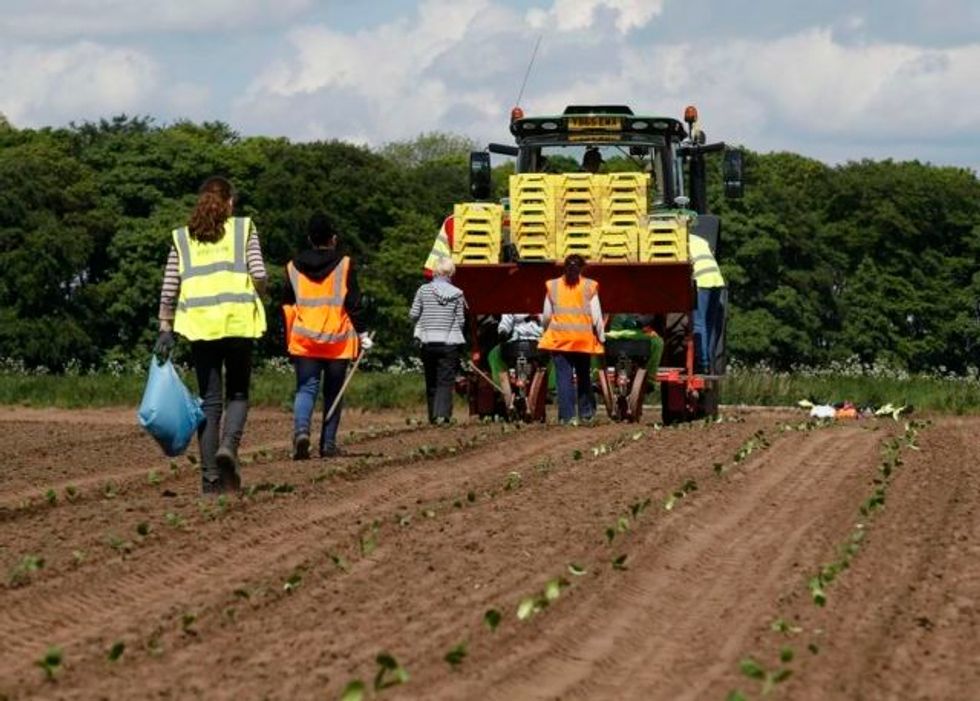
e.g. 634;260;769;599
421;343;460;423
190;338;253;481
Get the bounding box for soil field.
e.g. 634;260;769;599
0;406;977;700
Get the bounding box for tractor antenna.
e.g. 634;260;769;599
514;34;542;108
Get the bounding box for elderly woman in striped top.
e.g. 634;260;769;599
409;257;467;424
156;176;267;495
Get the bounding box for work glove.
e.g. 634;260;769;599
358;332;374;352
154;330;175;357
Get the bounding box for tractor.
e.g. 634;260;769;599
442;104;743;423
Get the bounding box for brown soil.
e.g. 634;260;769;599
0;407;976;700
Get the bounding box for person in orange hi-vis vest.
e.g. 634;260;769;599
282;213;372;459
538;254;605;424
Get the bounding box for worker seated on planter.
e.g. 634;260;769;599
486;314;548;415
604;314;664;381
488;314;544;378
487;314;547;377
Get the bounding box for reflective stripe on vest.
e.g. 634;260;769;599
538;277;603;354
689;234;725;288
285;257;359;359
172;218;266;341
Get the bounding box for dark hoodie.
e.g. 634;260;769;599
283;248;366;333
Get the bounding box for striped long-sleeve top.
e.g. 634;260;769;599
158;227;267;325
409;277;467;345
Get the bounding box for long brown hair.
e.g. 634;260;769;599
188;176;235;242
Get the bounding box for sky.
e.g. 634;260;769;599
1;0;979;171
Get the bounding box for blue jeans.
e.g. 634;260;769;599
552;352;595;422
693;287;723;373
293;357;349;453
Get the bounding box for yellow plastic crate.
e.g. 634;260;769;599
640;214;689;262
595;226;639;262
557;225;598;260
453;203;503;264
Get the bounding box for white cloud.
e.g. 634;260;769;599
237;0;523;142
0;41;160;125
527;0;665;34
0;0;313;37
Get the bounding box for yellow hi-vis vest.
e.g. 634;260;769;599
423;215;453;276
173;217;267;341
689;234;725;289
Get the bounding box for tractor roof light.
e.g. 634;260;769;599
683;105;698;125
511;106;525;122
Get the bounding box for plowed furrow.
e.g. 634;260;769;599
0;422;613;684
465;426;878;700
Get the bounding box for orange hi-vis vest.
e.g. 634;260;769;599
283;257;359;359
538;276;603;354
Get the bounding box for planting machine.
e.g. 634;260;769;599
441;104;743;423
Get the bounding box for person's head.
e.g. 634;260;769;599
308;211;338;248
189;176;235;242
582;147;603;174
563;254;586;283
433;257;456;279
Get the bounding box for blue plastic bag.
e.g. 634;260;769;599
137;357;204;457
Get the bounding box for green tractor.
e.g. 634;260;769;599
441;104;743;423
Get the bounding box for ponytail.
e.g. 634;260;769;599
188;176;235;242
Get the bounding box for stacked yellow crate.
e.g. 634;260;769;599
508;174;556;260
452;203;503;264
557;173;601;259
597;172;648;261
640;212;690;262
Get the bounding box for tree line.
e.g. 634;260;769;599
0;115;977;373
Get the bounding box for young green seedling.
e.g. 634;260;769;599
9;554;45;586
107;535;133;553
181;612;198;636
329;552;350;573
544;577;569;602
165;512;186;529
147;470;162;486
36;646;62;681
374;652;409;690
484;609;501;631
517;596;543;620
360;521;379;556
107;641;125;662
339;679;365;701
45;489;57;506
445;641;468;668
770;618;802;635
64;485;79;502
283;571;302;593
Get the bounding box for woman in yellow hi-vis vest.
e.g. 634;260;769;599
538;254;605;424
156;177;267;495
282;213;371;459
